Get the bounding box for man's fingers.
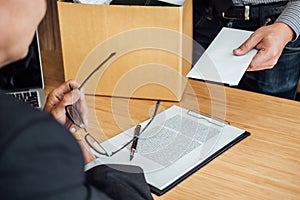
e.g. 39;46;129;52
62;79;79;91
76;91;89;125
49;89;81;115
44;80;80;112
46;89;82;124
57;89;82;108
233;33;261;56
247;48;277;71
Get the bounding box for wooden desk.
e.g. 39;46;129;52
42;50;300;200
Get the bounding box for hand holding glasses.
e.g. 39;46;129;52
65;52;161;159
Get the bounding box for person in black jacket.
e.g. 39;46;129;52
0;0;153;199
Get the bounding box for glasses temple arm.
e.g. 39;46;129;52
79;52;116;90
140;100;160;134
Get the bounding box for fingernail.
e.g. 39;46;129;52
72;90;81;99
70;127;76;133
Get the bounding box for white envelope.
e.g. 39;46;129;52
187;27;257;86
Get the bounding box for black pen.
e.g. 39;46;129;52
130;125;141;161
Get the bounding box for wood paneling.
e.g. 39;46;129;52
38;0;61;51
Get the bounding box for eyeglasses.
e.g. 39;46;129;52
66;100;160;157
65;52;161;157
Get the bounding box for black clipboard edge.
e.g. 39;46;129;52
149;131;251;196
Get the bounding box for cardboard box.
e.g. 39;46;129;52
57;0;192;101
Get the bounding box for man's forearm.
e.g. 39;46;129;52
276;0;300;40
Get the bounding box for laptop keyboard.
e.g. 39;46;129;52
8;91;40;108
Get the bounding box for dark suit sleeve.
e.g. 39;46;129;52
86;164;154;200
0;94;111;200
0;94;153;200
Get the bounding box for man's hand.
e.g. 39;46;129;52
44;80;94;163
44;79;88;133
233;22;294;71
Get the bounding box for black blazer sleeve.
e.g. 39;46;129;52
86;164;154;200
0;94;153;200
0;93;110;199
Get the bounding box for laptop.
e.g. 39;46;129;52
0;32;46;109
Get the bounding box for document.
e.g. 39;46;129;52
187;27;257;86
85;105;250;195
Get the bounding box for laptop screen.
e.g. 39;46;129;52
0;33;43;92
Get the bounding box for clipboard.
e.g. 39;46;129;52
150;130;250;195
85;105;250;196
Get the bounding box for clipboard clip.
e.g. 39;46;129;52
187;110;229;127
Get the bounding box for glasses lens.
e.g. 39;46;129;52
85;133;109;156
66;105;84;127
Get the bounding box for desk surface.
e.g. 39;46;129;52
42;51;300;200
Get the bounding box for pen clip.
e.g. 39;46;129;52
134;124;141;138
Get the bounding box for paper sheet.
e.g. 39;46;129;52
187;27;257;86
